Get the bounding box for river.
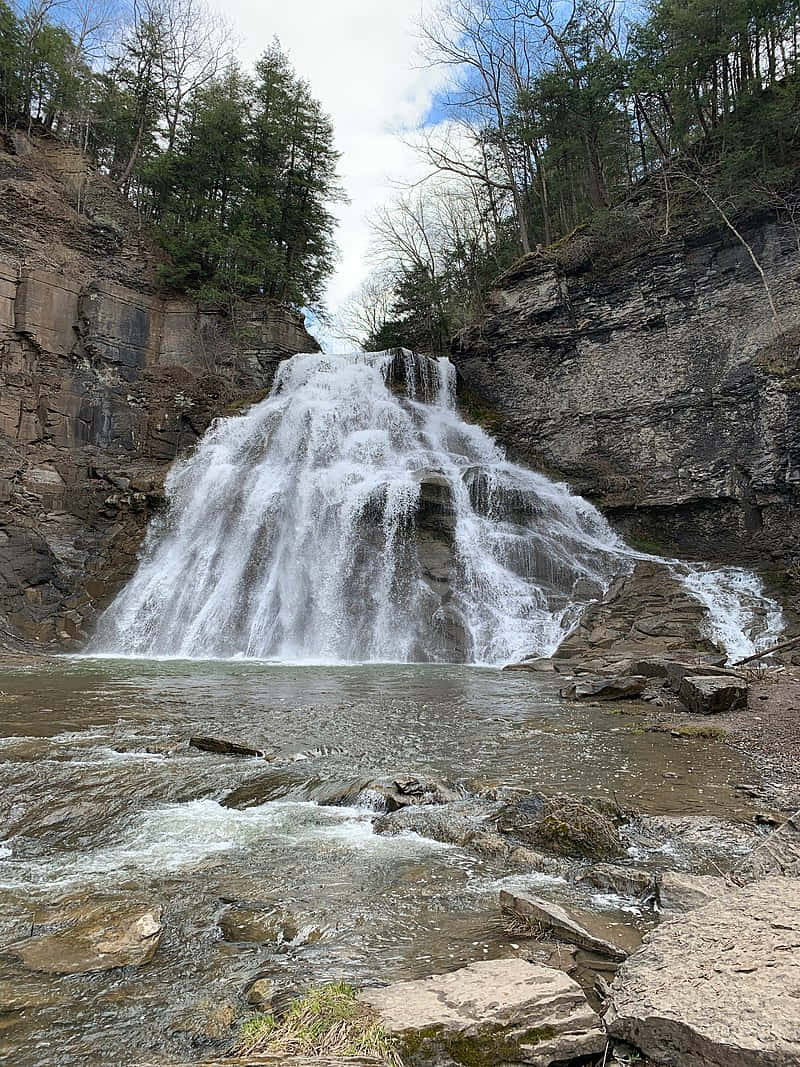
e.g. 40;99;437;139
0;656;760;1066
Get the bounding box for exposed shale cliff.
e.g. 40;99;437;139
0;132;318;649
453;198;800;611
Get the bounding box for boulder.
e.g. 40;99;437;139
630;656;732;690
656;871;726;913
323;774;460;813
498;793;625;861
189;736;270;759
560;675;647;700
8;902;163;974
169;999;237;1044
500;889;628;961
218;905;321;948
358;958;606;1067
735;809;800;882
677;675;748;715
244;976;276;1010
576;863;655;900
605;878;800;1067
373;804;481;847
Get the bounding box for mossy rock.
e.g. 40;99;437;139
497;793;625;860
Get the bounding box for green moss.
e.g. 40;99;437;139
456;384;505;434
400;1022;558;1066
673;724;730;740
234;982;401;1064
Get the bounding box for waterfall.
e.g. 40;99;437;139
90;350;782;664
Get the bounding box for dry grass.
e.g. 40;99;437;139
234;983;402;1066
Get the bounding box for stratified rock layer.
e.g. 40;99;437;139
0;134;317;647
605;877;800;1066
453;209;800;604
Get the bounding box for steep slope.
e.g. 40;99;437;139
0;131;318;649
453;200;800;611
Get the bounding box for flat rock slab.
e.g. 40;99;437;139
358;958;605;1067
678;674;748;714
606;877;800;1067
560;675;647;700
736;809;800;881
500;889;628;960
7;902;163;974
656;871;727;914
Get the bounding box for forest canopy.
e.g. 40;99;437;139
346;0;800;355
0;0;343;309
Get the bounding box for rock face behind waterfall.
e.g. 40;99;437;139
91;350;640;664
0;134;318;649
453;209;800;612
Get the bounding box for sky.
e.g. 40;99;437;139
225;0;450;324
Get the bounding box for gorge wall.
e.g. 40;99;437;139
453;201;800;613
0;132;317;649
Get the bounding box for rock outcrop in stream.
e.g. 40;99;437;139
0;133;318;648
453;206;800;613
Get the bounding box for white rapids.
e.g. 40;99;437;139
90;349;782;664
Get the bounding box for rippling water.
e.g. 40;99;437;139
0;658;759;1066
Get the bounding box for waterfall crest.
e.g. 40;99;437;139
91;350;781;664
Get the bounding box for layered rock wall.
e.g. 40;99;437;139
0;133;317;648
453;208;800;607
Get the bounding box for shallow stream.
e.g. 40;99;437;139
0;657;763;1066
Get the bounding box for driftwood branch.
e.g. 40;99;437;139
732;634;800;667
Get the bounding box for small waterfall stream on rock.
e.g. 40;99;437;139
91;349;782;664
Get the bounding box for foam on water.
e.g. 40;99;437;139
90;349;782;665
0;797;449;892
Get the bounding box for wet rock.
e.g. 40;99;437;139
322;774;460;813
373;803;482;847
605;878;800;1067
169;999;237;1045
219;905;286;944
0;975;75;1012
626;814;757;860
656;871;726;913
467;829;512;857
735;809;800;881
677;674;748;714
500;889;628;961
576;863;655;900
465;829;572;877
189;736;271;759
221;770;308;809
244;976;276;1010
392;774;460;805
506;847;573;878
8;902;163;974
560;675;647;701
218;905;321;948
498;793;625;861
358;958;606;1067
502;657;558;672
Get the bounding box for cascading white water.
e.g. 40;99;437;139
91;350;782;664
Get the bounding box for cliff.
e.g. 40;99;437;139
453;196;800;611
0;131;318;649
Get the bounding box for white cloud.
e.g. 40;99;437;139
225;0;448;320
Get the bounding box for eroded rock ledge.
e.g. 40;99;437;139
0;134;318;648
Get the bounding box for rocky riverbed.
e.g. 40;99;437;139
1;655;798;1066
